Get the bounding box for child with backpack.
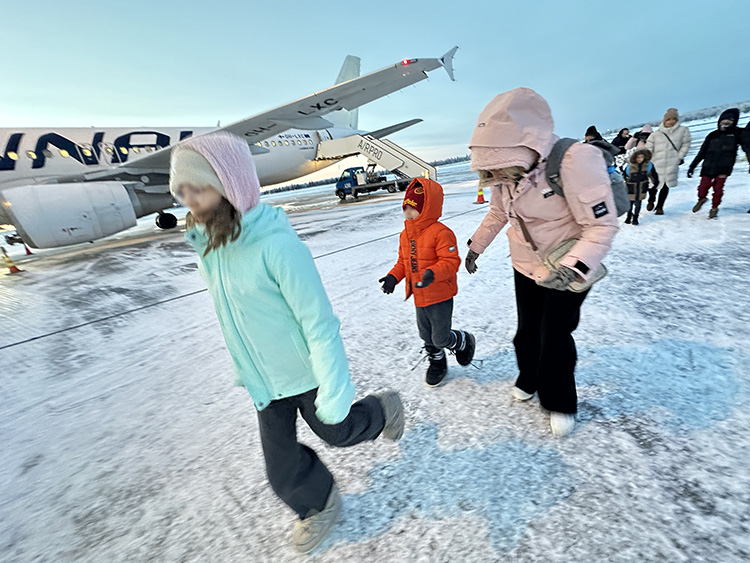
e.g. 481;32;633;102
622;148;659;225
379;178;476;387
688;108;748;219
170;132;405;554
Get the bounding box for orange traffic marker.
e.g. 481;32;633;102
2;247;23;274
474;186;488;204
24;244;33;255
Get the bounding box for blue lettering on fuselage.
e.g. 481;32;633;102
0;130;195;171
0;133;24;171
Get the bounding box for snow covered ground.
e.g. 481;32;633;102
2;118;750;562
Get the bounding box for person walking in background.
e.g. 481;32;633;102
611;128;631;152
688;108;748;219
622;148;659;225
465;89;619;437
624;124;653;152
584;126;622;173
646;108;691;215
170;131;405;554
611;128;631;168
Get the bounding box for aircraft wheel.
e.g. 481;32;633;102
156;212;178;229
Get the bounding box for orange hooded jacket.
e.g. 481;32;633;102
388;178;461;307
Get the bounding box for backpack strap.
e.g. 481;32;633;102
544;138;578;197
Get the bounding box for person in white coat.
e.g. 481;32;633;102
645;108;691;214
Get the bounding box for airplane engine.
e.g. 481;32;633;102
1;182;138;249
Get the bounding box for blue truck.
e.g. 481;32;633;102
334;163;411;201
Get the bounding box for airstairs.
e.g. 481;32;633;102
316;135;437;180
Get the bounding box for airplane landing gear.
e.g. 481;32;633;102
155;212;178;230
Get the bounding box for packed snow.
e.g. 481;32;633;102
1;114;750;562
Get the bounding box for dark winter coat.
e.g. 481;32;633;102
689;108;743;178
622;149;659;201
689;109;746;178
611;129;631;153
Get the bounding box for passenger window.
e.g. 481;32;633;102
271;141;276;147
26;150;36;159
284;141;289;146
264;141;269;147
59;149;70;158
43;149;53;158
7;152;18;160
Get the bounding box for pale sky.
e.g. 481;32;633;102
2;0;749;169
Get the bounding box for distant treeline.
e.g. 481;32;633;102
261;154;471;195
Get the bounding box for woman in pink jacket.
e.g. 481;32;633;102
464;88;619;437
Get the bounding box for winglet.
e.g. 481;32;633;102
439;46;458;81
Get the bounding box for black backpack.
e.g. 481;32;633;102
544;138;630;217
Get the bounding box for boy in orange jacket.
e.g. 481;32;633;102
379;178;476;386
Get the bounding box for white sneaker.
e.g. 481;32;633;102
549;412;576;437
292;484;342;554
511;386;534;402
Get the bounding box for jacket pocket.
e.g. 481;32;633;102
289;329;312;369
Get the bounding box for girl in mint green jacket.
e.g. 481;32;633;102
170;132;403;554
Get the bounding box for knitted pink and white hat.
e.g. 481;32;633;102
170;131;261;214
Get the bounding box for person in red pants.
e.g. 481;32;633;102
689;108;748;219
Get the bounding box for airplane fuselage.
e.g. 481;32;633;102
0;126;348;224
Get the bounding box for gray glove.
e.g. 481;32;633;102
465;250;480;274
538;266;578;291
415;269;434;288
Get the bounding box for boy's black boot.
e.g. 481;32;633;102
625;212;632;224
425;350;448;387
451;330;476;366
632;214;639;226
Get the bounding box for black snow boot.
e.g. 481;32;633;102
425;350;448;387
451;330;476;366
625;212;632;224
632;215;639;226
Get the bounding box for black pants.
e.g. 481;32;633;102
416;298;454;354
513;269;589;414
628;199;642;216
647;184;670;209
256;388;385;518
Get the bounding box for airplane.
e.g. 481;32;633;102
0;47;457;249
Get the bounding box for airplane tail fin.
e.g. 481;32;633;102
327;55;360;129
